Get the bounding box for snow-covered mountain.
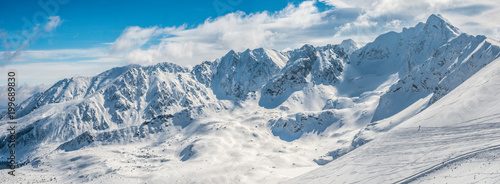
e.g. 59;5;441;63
355;15;500;147
211;48;287;100
286;51;500;184
1;14;499;183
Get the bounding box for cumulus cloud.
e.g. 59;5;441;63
113;0;500;67
112;1;330;66
44;16;62;32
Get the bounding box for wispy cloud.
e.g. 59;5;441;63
109;26;180;53
44;16;62;32
0;48;110;62
2;16;64;63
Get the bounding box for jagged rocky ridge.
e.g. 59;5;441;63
0;41;352;162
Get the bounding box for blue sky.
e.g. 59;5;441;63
0;0;329;50
0;0;499;85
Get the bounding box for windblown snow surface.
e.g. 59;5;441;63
1;14;500;183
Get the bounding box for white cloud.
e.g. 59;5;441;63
0;84;49;109
0;49;122;86
44;16;62;32
4;0;500;86
112;0;330;66
113;0;500;66
0;48;111;62
0;61;121;85
109;26;181;53
320;0;500;43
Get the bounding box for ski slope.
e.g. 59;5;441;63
395;144;500;183
286;58;500;183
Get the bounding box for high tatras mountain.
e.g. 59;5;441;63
1;14;500;183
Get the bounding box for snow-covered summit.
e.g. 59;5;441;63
339;39;360;54
425;14;460;37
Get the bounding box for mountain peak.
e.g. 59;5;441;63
339;39;360;54
226;49;237;55
299;44;316;53
426;14;447;24
340;39;356;46
424;14;460;36
221;49;240;62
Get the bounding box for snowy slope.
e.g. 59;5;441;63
286;57;500;183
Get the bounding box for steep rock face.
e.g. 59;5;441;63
429;35;500;102
405;14;461;72
313;44;347;84
260;45;316;102
351;14;460;76
211;43;349;105
211;48;287;100
191;61;218;87
260;44;348;108
373;33;500;122
270;110;342;141
352;31;403;65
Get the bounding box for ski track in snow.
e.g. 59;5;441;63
394;143;500;184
